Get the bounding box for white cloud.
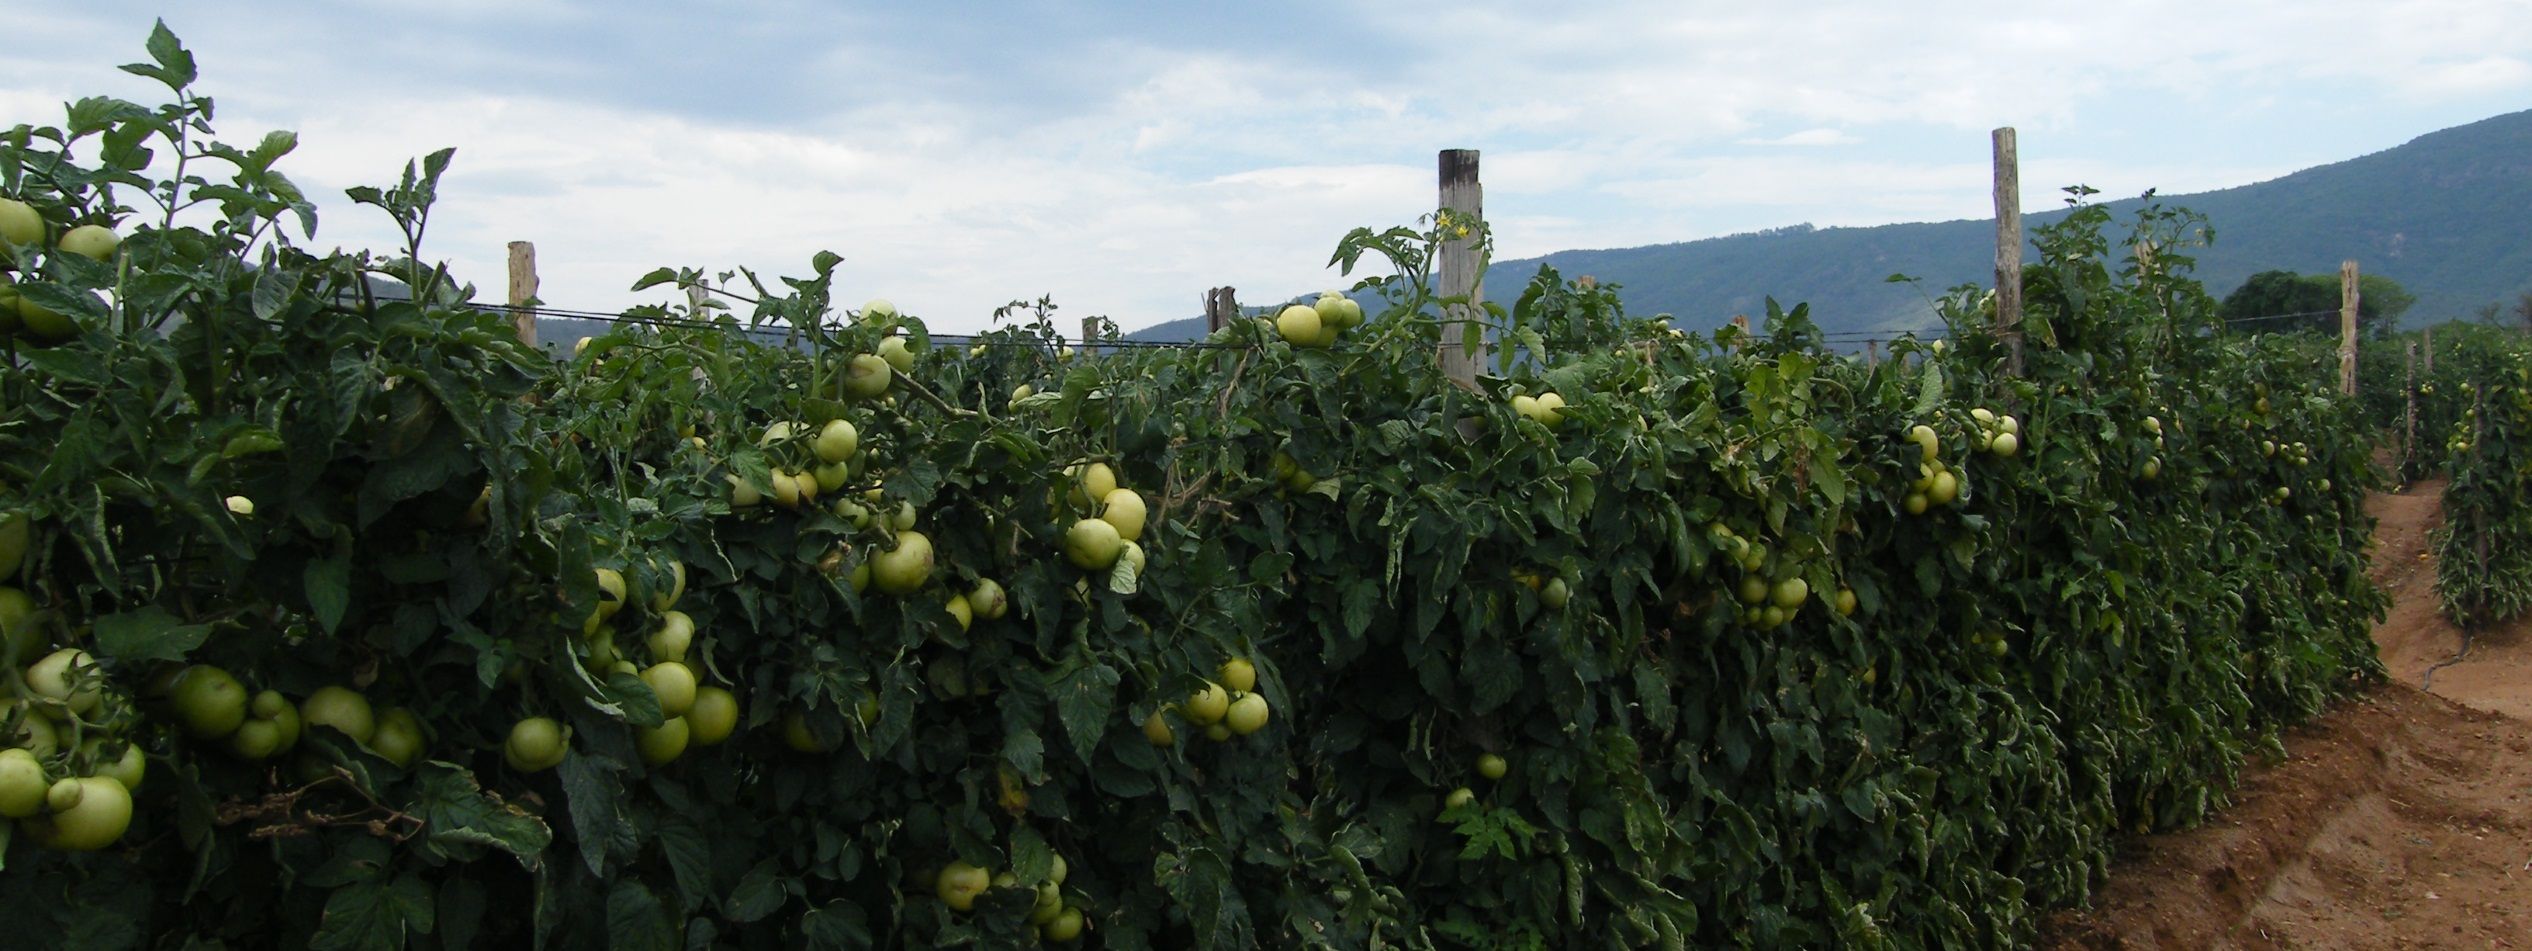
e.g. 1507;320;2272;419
2400;56;2532;98
3;1;2525;334
1738;129;1861;147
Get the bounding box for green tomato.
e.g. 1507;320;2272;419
1183;682;1230;725
1218;658;1256;694
813;418;860;463
504;716;569;772
83;738;144;793
1030;881;1064;924
370;708;425;767
843;353;893;398
0;585;35;662
783;709;839;753
32;775;132;851
967;578;1009;621
56;224;120;261
1476;753;1508;780
647;610;695;663
1224;692;1270;736
1040;907;1084;942
636;716;689;767
936;860;990;911
686;686;739;747
26;648;100;716
0;197;45;248
641;661;698;718
250;689;303;753
1064;518;1123;571
877;335;915;372
0;747;48;818
4;704;61;757
1539;577;1571;609
871;531;936;594
228;718;286;760
1769;577;1810;612
1099;488;1148;541
301;686;376;745
170;665;250;739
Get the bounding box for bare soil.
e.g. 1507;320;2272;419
2042;478;2532;950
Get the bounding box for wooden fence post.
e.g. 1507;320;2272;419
507;240;538;348
2339;260;2360;395
1866;339;1880;369
1204;287;1238;334
686;279;710;315
2405;342;2418;471
1993;128;2024;377
1437;149;1487;386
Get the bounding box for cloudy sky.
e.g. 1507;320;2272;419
3;2;2526;334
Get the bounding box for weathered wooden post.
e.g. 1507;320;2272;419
1437;149;1487;386
2340;260;2360;395
2405;342;2418;470
1867;339;1881;369
507;240;538;349
1993;128;2024;377
1204;287;1238;334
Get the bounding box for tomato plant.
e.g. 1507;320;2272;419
2433;343;2532;625
0;25;2398;951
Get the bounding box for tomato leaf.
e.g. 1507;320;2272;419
657;818;715;913
723;862;789;923
304;554;351;633
604;880;677;951
1051;661;1119;765
1008;825;1055;883
142;20;197;88
559;754;625;877
436;877;486;951
414;764;552;869
307;874;432;951
90;606;212;663
629;267;679;292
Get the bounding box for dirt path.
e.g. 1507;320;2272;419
2366;479;2532;721
2043;479;2532;949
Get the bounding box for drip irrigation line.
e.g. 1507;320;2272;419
2421;625;2476;692
2223;309;2343;325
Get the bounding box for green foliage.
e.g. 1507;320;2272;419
2217;269;2412;337
2430;333;2532;625
0;27;2391;950
2356;321;2523;481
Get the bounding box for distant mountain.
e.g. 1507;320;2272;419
1128;109;2532;341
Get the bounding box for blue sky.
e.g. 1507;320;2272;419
3;1;2526;333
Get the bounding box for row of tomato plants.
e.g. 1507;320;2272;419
2348;321;2532;626
2411;327;2532;626
0;28;2385;949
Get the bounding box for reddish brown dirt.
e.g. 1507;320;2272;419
2367;478;2532;721
2043;479;2532;950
